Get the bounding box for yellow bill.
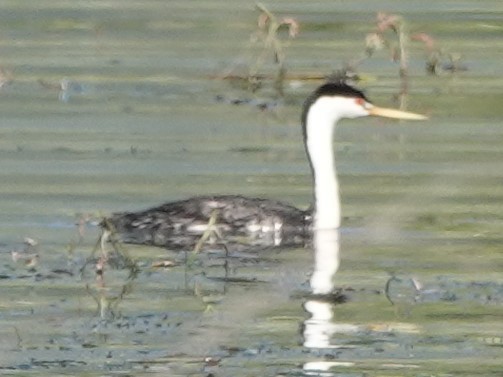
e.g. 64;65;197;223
369;106;428;120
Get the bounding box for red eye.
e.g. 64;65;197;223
355;98;365;106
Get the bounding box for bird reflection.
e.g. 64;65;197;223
303;227;343;348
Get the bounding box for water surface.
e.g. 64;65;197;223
0;1;502;376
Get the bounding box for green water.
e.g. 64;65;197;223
0;1;502;376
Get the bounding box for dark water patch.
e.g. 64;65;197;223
228;146;272;153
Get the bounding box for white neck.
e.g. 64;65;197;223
305;97;344;230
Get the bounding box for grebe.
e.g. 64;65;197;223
103;82;426;249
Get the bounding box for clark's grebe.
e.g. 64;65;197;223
103;82;426;249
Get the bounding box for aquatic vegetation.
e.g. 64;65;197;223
219;3;299;96
220;6;466;106
412;32;467;74
356;11;412;101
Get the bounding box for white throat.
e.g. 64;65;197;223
305;97;359;230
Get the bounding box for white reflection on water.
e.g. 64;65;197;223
303;228;342;349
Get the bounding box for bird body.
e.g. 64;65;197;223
103;82;426;250
106;195;311;249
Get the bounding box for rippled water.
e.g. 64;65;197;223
0;1;502;376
